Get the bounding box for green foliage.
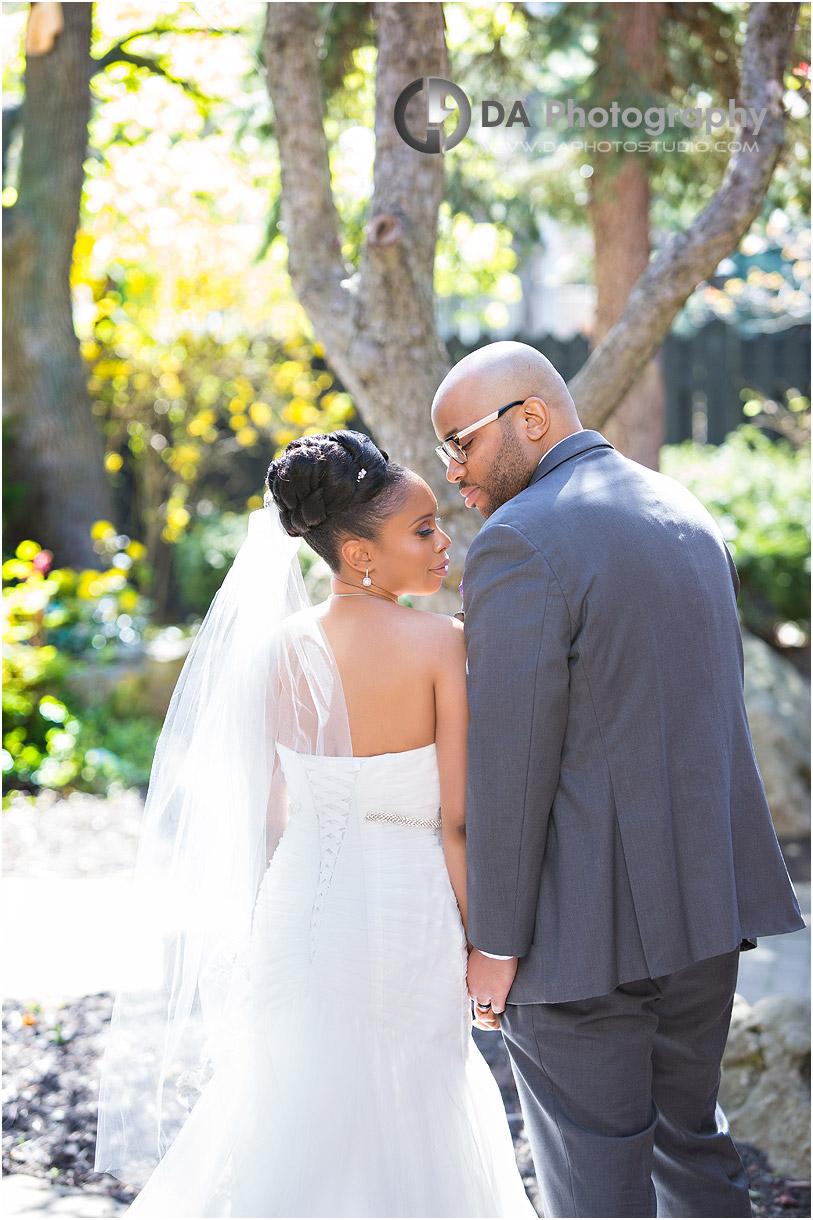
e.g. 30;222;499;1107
298;544;333;605
2;682;160;799
435;205;521;332
172;509;249;615
661;425;811;642
2;646;73;791
2;538;160;801
740;386;811;449
173;505;336;617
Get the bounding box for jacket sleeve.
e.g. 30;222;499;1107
463;523;572;958
724;543;740;599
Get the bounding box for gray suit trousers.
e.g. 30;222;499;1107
500;950;751;1218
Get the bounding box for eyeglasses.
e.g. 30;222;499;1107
435;400;526;467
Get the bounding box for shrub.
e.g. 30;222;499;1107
172;507;334;616
661;426;810;643
2;684;160;798
171;510;249;617
2;537;160;801
3;529;153;656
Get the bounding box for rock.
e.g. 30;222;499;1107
720;992;811;1180
742;632;811;839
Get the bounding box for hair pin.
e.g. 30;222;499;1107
357;468;367;481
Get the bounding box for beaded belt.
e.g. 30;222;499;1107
365;809;442;830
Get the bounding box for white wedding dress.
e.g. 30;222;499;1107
125;739;536;1218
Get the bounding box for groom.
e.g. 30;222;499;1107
431;341;804;1219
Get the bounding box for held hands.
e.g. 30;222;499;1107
467;950;518;1031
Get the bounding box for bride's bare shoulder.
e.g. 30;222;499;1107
404;608;465;664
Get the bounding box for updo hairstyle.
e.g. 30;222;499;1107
265;430;410;571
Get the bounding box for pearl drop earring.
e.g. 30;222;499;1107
363;568;372;587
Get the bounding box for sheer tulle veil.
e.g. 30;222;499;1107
93;500;351;1187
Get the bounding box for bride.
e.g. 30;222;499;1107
94;430;536;1218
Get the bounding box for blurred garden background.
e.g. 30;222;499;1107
2;2;811;1215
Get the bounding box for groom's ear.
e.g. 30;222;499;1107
522;397;549;442
340;537;372;574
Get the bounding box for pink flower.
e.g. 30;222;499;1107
32;550;53;575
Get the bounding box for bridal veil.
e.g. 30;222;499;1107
93;501;351;1187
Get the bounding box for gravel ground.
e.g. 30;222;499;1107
3;993;809;1217
3;791;810;1216
3;789;143;880
3;994;137;1207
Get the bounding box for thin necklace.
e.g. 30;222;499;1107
330;580;398;604
330;591;399;603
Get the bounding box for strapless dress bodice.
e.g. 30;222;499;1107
276;741;442;830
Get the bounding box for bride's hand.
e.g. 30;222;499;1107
471;1000;500;1031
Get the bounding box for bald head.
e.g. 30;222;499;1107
432;341;579;431
431;342;583;518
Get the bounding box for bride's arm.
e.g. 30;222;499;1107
433;617;470;934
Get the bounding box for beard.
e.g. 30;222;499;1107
479;426;535;517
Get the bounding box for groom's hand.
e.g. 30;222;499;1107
467;950;518;1017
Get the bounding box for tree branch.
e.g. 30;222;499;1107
91;25;240;96
570;1;800;430
263;3;352;353
91;47;210;101
93;24;240;62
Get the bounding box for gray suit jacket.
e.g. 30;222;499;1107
463;430;804;1004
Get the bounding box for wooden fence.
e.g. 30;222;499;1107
445;320;811;446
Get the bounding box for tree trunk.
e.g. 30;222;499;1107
264;3;477;601
589;3;665;469
2;2;113;568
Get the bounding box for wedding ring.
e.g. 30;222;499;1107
475;1001;492;1012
